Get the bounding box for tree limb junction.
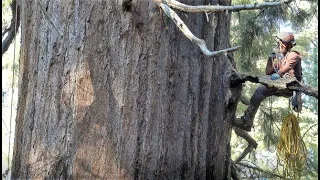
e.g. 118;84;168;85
158;2;241;57
230;74;318;99
163;0;294;13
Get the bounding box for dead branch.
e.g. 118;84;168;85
311;40;318;49
231;162;240;180
230;73;318;99
236;161;286;179
162;0;294;13
233;127;258;163
2;27;10;38
302;123;318;138
2;0;20;56
157;2;241;57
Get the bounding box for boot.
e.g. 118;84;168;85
292;91;302;113
232;104;257;132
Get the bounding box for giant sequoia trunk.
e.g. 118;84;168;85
12;0;241;179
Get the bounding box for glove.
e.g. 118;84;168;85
270;73;280;80
268;52;276;59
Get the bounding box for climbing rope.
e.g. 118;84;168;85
276;113;307;179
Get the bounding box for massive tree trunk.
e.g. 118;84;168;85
12;0;241;179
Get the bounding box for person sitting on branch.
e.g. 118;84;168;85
233;32;302;132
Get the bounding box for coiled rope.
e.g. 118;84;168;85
276;113;307;179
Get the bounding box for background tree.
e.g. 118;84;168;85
2;0;20;56
2;0;20;178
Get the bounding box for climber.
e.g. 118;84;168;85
233;32;302;132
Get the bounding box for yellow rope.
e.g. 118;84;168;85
276;113;307;179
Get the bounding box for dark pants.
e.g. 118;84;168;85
243;85;292;125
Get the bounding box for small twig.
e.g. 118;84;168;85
234;144;254;163
259;108;281;131
2;27;10;37
236;161;286;179
310;40;318;49
231;161;240;180
162;0;294;13
2;119;9;131
37;1;63;36
158;3;241;57
205;12;209;22
302;123;318;138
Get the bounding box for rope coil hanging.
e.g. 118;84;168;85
276;113;307;179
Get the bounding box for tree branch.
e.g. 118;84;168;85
157;2;241;57
2;27;10;38
236;161;286;179
302;123;318;138
231;161;240;180
230;73;318;99
233;127;258;163
310;40;318;49
161;0;294;13
2;0;20;56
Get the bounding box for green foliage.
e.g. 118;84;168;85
231;0;318;178
231;0;318;74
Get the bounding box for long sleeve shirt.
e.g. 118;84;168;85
265;51;302;81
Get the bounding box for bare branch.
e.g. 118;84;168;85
303;123;318;138
236;161;286;179
158;2;241;57
2;27;10;37
233;127;258;163
310;40;318;49
230;73;318;99
231;162;240;180
163;0;294;13
2;0;20;56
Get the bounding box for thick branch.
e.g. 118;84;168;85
163;0;294;13
158;2;241;57
230;73;318;99
2;0;20;56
